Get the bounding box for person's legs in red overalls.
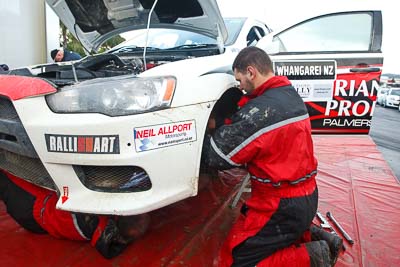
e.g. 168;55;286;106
0;171;150;258
218;179;337;267
0;171;48;234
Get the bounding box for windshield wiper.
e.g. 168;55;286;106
166;44;218;50
112;46;161;53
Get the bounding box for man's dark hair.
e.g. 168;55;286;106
0;64;9;71
232;46;273;75
50;49;59;60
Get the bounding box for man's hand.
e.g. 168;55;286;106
207;117;216;133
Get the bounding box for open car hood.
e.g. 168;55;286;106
46;0;228;52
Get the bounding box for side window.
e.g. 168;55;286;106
271;13;373;53
247;26;266;46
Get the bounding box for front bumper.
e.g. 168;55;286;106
8;95;212;215
387;99;399;107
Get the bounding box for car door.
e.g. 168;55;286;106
257;11;383;134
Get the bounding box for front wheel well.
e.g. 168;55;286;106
209;87;243;129
199;87;243;176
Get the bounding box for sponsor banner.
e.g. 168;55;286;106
45;134;119;154
306;74;380;132
274;60;382;133
306;72;381;132
134;120;197;152
274;60;336;102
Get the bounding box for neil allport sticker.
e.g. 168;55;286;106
134;120;197;152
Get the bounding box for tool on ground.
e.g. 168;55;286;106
230;173;251;208
316;211;347;251
316;211;337;235
326;211;354;245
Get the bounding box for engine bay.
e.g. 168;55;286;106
3;46;221;87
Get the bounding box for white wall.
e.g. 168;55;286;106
45;3;60;63
0;0;47;69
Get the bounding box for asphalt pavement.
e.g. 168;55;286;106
370;104;400;181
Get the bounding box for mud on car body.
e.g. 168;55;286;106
0;0;383;215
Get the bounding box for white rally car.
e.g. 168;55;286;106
0;0;383;215
381;87;400;108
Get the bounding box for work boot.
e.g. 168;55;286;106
310;225;343;266
306;240;331;267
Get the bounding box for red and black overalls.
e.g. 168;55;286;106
0;171;127;259
204;76;318;266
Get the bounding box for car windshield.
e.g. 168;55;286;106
112;29;217;52
111;18;246;52
391;89;400;96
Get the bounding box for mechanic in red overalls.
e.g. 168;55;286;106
203;47;342;266
0;170;149;259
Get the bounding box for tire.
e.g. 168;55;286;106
382;100;386;108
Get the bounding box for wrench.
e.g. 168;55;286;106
316;211;337;235
326;211;355;245
316;211;347;251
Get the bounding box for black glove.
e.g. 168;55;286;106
94;218;130;259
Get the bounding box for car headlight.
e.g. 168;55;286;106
46;76;176;116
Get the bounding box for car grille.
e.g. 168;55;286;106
73;165;152;193
0;149;57;191
0;97;20;121
0;97;55;190
0;97;38;158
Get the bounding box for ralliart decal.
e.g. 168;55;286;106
45;134;119;154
